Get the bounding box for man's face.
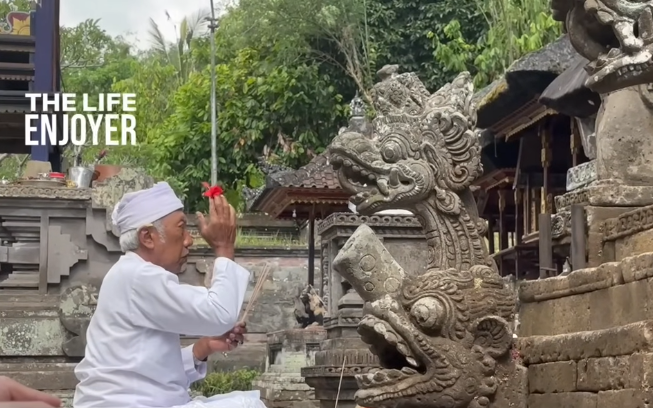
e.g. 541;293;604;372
142;210;193;273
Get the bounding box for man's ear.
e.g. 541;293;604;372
138;228;155;249
471;316;512;358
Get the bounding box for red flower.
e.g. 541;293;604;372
201;182;224;198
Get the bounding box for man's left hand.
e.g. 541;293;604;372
192;322;246;361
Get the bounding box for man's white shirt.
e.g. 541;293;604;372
73;252;250;408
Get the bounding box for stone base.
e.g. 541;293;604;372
555;183;653;211
518;251;653;406
586;183;653;206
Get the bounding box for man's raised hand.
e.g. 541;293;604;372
196;196;237;259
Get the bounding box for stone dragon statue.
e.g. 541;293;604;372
327;66;526;408
555;0;653;93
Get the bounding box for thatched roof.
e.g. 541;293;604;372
475;35;577;128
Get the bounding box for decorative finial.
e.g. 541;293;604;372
349;92;365;118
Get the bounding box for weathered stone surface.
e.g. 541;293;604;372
520;292;591;336
528;361;577;393
326;66;523;408
616;228;653;261
597;389;653;407
586;206;631;267
528;392;597;408
519;262;623;303
0;363;78;390
588;281;650;331
518;254;653;335
577;353;653;392
518;321;653;365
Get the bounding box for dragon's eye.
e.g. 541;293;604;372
410;297;445;330
382;141;401;163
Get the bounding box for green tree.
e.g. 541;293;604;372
148;9;210;84
0;0;31;16
147;47;347;211
432;0;561;87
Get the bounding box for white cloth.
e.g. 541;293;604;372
73;252;252;408
111;182;184;234
176;391;266;408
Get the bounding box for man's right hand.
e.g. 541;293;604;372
196;196;237;259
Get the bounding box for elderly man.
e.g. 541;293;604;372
73;182;264;408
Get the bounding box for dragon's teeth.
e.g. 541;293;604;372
406;357;419;368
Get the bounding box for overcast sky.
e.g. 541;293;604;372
60;0;216;48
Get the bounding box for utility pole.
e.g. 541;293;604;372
207;1;218;185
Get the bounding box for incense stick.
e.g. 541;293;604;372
222;263;270;357
241;263;270;321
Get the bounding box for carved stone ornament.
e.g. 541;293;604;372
59;284;99;357
557;0;653;93
566;160;597;191
350;93;366;118
327;67;524;408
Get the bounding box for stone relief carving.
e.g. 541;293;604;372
59;284;99;357
566;160;597;191
327;67;525;408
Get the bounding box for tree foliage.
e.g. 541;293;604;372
147;47;347;210
0;0;564;211
432;0;562;87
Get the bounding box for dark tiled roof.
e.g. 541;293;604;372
268;153;340;189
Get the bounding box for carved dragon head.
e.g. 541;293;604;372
332;226;518;408
328;69;523;408
559;0;653;93
329;67;483;215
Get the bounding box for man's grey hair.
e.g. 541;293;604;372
119;219;166;252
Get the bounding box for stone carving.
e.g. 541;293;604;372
551;210;572;238
294;284;325;328
350;93;366;118
556;0;653;93
566;160;597;191
327;67;524;408
59;284;99;357
602;203;653;241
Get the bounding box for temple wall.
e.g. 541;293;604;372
518;212;653;407
0;171;318;391
0;250;318;347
